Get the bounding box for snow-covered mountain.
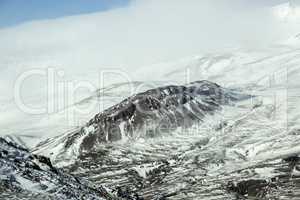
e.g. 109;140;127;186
2;1;300;199
0;38;299;198
0;35;299;198
32;81;251;165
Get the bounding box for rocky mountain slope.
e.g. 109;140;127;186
33;80;251;165
0;137;115;200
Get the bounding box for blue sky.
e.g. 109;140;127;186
0;0;289;28
0;0;130;28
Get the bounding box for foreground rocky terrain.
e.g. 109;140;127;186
0;137;115;200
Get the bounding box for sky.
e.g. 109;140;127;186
0;0;130;28
0;0;288;28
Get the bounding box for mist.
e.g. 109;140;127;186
0;0;299;101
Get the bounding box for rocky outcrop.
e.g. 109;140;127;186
79;80;247;146
0;137;115;200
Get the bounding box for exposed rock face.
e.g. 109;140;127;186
81;80;245;146
227;155;300;199
227;179;276;198
34;80;250;163
0;137;115;200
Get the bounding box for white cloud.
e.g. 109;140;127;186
0;0;299;101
